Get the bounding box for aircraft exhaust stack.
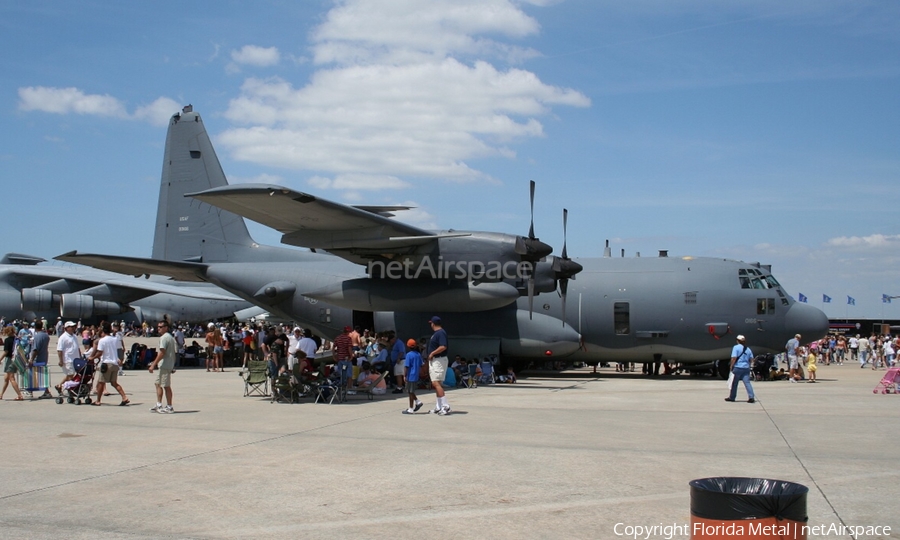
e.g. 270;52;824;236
603;240;611;258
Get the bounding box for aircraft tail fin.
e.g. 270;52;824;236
152;105;257;263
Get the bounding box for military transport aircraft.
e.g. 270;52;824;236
59;106;828;373
0;252;249;323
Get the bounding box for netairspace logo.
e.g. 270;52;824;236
368;257;529;281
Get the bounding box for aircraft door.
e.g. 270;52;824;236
353;310;375;333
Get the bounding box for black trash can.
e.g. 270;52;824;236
689;477;808;539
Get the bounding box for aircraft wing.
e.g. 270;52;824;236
53;252;215;288
9;261;238;302
186;184;468;265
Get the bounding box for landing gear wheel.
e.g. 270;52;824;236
716;359;730;380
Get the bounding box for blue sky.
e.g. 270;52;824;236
2;0;898;319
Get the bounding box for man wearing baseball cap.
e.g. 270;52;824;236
725;334;756;403
55;321;82;394
426;316;451;415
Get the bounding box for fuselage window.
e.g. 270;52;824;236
740;276;751;289
614;302;630;335
756;298;776;314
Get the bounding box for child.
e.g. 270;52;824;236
403;339;424;414
806;348;817;383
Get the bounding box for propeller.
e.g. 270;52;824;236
517;181;552;319
552;208;583;327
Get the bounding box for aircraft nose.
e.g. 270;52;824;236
785;302;829;341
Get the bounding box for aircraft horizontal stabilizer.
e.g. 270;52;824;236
186;184;443;264
1;253;46;265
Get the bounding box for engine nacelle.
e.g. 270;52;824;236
60;294;126;319
21;288;56;312
500;310;582;358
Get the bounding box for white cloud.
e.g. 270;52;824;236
219;1;589;189
231;45;281;66
309;174;411;190
312;0;542;65
226;173;285;185
133;97;182;126
18;86;128;118
18;86;180;126
826;234;900;249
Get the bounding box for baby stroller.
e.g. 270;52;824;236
752;354;775;381
56;358;96;405
873;367;900;394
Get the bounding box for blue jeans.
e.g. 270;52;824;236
729;366;754;400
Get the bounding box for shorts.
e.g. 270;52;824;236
788;355;799;369
405;381;419;394
3;357;16;374
213;346;224;354
155;368;173;388
393;362;405;376
429;356;448;385
61;362;75;376
97;363;119;384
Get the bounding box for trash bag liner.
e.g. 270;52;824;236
690;477;808;521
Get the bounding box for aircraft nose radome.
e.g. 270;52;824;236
785;302;829;341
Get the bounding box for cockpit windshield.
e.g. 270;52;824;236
738;268;781;290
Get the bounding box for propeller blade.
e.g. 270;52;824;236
560;278;568;327
528;180;536;240
527;275;534;320
561;208;568;260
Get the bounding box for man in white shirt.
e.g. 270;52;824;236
88;323;129;406
55;321;82;393
298;329;318;359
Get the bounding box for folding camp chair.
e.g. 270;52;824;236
479;360;495;385
243;359;269;397
315;378;339;404
462;363;478;388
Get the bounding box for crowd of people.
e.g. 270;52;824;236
0;315;510;416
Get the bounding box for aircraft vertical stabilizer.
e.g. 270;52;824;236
152;105;256;263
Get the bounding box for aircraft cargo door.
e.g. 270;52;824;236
352;310;374;333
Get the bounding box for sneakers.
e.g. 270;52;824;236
403;408;415;414
391;388;403;394
150;405;162;413
747;398;756;403
428;407;442;414
413;401;423;412
161;406;174;414
438;405;451;415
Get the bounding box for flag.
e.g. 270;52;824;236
823;294;832;303
885;294;893;304
798;293;808;303
847;296;855;306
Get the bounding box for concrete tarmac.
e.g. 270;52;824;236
0;347;896;539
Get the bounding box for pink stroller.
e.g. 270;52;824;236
873;367;900;394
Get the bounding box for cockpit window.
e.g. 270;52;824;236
764;275;781;288
751;277;768;289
